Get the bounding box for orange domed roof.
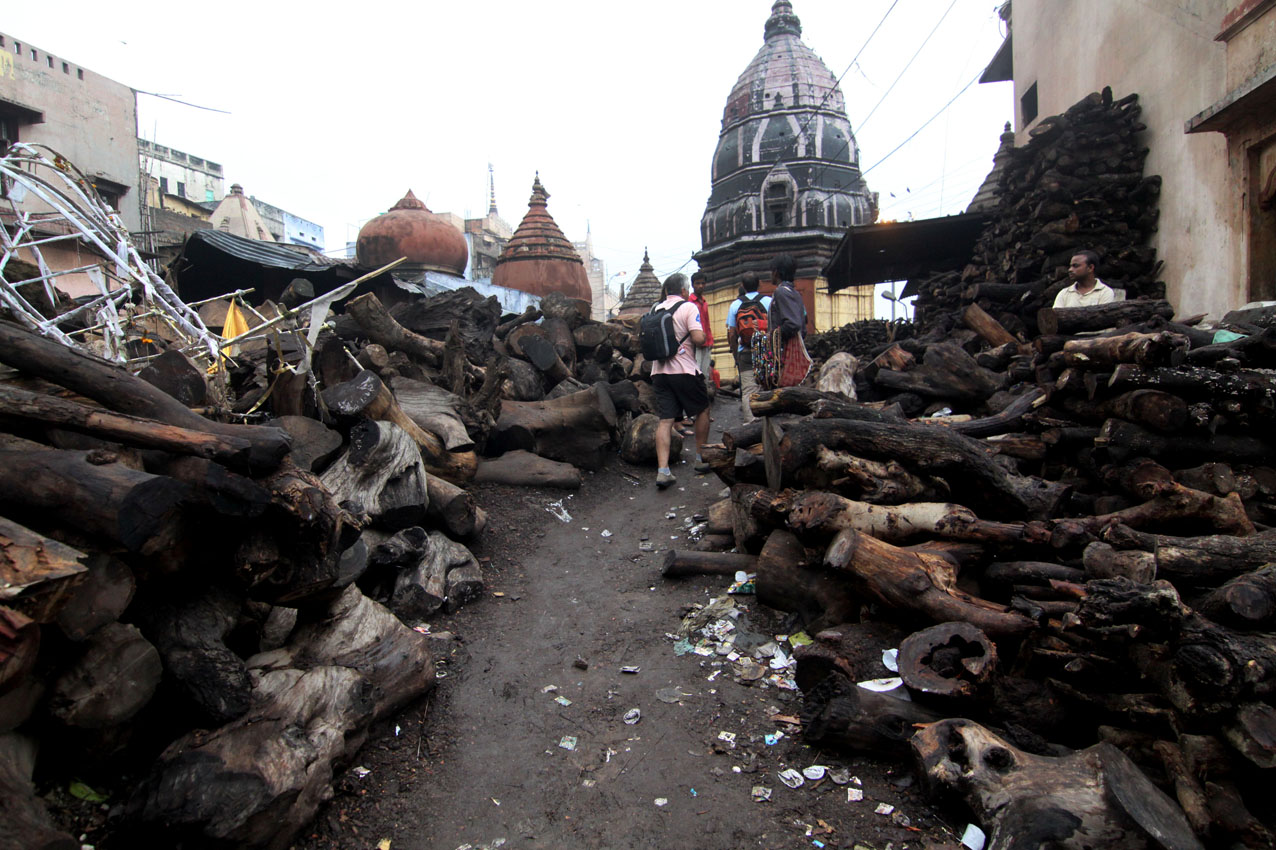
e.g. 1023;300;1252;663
357;190;468;275
491;175;591;304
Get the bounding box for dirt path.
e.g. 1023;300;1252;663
294;396;959;850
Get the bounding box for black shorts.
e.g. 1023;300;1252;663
652;373;709;421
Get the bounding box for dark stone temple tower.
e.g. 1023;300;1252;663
695;1;878;331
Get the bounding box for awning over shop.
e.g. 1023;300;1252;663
821;212;988;293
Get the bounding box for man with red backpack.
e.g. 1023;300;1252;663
725;271;771;424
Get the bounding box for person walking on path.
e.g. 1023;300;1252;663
1053;249;1116;308
689;271;715;400
725;271;771;424
768;253;812;387
650;274;710;489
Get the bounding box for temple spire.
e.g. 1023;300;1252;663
487;163;498;216
765;0;802;39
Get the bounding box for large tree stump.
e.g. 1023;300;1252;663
913;719;1204;850
493;383;616;470
320;419;429;530
128;587;434;849
825;528;1036;637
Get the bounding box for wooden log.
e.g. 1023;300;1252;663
815;351;859;399
0;606;39;698
777;417;1069;519
137;349;208;406
793;621;912;691
912;719;1204;850
1151;740;1212;842
0;733;79;850
1087;471;1255;537
1061;390;1188;432
660;550;758;578
320;420;429;530
962;302;1019;347
1037;299;1174;335
813;445;949;503
619;412;683;465
388;376;475;452
273;414;343;473
0;516;87;625
52;554;131;641
1180;734;1272;848
0;446;191;556
493;383;616;471
495;305;541;339
753;529;860;633
233;464;358;606
129;586;433;849
322;371;477;483
515;332;572;385
1225;702;1276;769
0;320;290;472
346;291;444;364
897;621;997;699
1083;542;1157;583
1095;418;1276;466
47;622;162;729
442;540;484;614
786;490;1046;547
1185;326;1276;367
424;474;484;540
750;386;903;422
800;672;945;757
474;450;582;489
145;455;273;519
946;386;1047;438
0;383;269;471
825;528;1036;637
873;341;1005;401
1061;331;1188;369
1198;565;1276;629
984;561;1085;589
1101;524;1276;586
731;484;770;553
140;586;252;725
389;531;465;620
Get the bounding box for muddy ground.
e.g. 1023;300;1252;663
291;394;970;850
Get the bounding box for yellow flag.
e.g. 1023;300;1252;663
222;297;250;340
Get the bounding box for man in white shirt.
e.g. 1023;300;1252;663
1053;250;1116;308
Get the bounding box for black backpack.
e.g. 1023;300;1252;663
639;300;689;361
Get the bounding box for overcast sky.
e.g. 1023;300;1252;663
8;0;1012;313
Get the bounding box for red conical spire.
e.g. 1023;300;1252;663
492;173;592;304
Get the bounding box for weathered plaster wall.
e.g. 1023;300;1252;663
1010;1;1237;318
1;32;141;230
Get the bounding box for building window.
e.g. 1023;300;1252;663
13;42;21;54
77;68;83;80
1021;82;1039;126
46;55;53;68
764;181;794;228
176;181;185;197
30;49;36;61
1251;143;1276;301
159;176;168;193
62;62;69;74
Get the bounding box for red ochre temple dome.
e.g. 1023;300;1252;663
491;174;592;304
356;190;468;275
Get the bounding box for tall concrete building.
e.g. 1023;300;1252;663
693;2;878;374
139;138;224;206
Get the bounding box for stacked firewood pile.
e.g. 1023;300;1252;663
665;89;1274;849
0;283;666;849
910;87;1163;336
671;303;1276;847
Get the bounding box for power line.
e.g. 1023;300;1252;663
133;89;231;114
792;0;902;141
862;70;983;177
854;0;959;135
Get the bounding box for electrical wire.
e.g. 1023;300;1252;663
854;0;959;135
133;89;231;114
861;70;984;177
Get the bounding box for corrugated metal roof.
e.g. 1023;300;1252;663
185;229;335;273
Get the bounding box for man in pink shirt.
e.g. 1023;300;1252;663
650;273;709;489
